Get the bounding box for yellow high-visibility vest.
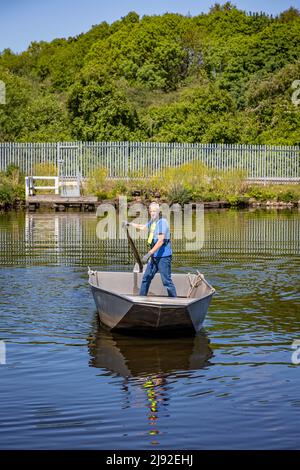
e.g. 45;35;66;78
147;221;157;246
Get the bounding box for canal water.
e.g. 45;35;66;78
0;208;299;449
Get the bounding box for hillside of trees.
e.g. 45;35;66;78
0;2;300;144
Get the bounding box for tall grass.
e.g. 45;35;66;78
83;161;300;205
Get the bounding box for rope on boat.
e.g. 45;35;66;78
187;271;204;298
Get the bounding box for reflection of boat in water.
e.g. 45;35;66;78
88;321;213;378
88;320;213;446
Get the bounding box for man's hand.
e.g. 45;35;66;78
142;252;152;264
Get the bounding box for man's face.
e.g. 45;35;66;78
149;207;159;220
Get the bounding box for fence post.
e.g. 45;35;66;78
126;141;129;179
25;177;29;198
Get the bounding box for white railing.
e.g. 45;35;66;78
25;176;59;198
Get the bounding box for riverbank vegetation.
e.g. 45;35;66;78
1;161;299;209
0;164;25;209
0;4;300;144
83;162;300;206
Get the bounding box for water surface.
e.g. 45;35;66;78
0;208;299;449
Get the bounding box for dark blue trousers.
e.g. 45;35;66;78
139;256;177;297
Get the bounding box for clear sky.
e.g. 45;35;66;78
1;0;300;53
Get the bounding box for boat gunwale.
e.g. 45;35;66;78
88;272;215;307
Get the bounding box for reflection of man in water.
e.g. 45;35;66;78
142;374;167;444
127;202;177;297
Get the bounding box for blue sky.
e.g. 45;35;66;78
1;0;300;53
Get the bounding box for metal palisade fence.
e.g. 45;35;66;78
0;141;299;180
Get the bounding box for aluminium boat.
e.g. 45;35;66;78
88;225;215;333
88;268;215;333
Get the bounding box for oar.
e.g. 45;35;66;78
123;225;143;272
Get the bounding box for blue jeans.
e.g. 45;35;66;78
139;256;177;297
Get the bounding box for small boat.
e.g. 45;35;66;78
88;226;215;333
88;268;215;333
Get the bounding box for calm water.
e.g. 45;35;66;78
0;208;299;449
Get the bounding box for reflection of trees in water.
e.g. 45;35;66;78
87;318;213;445
0;209;299;266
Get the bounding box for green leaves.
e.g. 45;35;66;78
68;77;141;141
0;7;299;144
0;165;25;207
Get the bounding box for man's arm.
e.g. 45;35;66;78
123;221;147;231
131;222;147;231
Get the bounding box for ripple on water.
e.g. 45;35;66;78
0;210;299;449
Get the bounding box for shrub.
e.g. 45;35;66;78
277;189;298;202
0;183;14;205
167;183;192;205
111;179;129;197
0;164;25;207
84;167;110;199
226;195;249;206
6;163;21;179
128;177;161;200
247;186;277;201
247;184;300;202
212;169;248;196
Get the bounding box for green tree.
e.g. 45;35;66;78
68;75;142;140
0;5;299;144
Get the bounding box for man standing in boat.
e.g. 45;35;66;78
124;202;177;297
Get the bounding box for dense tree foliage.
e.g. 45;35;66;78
0;4;299;144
